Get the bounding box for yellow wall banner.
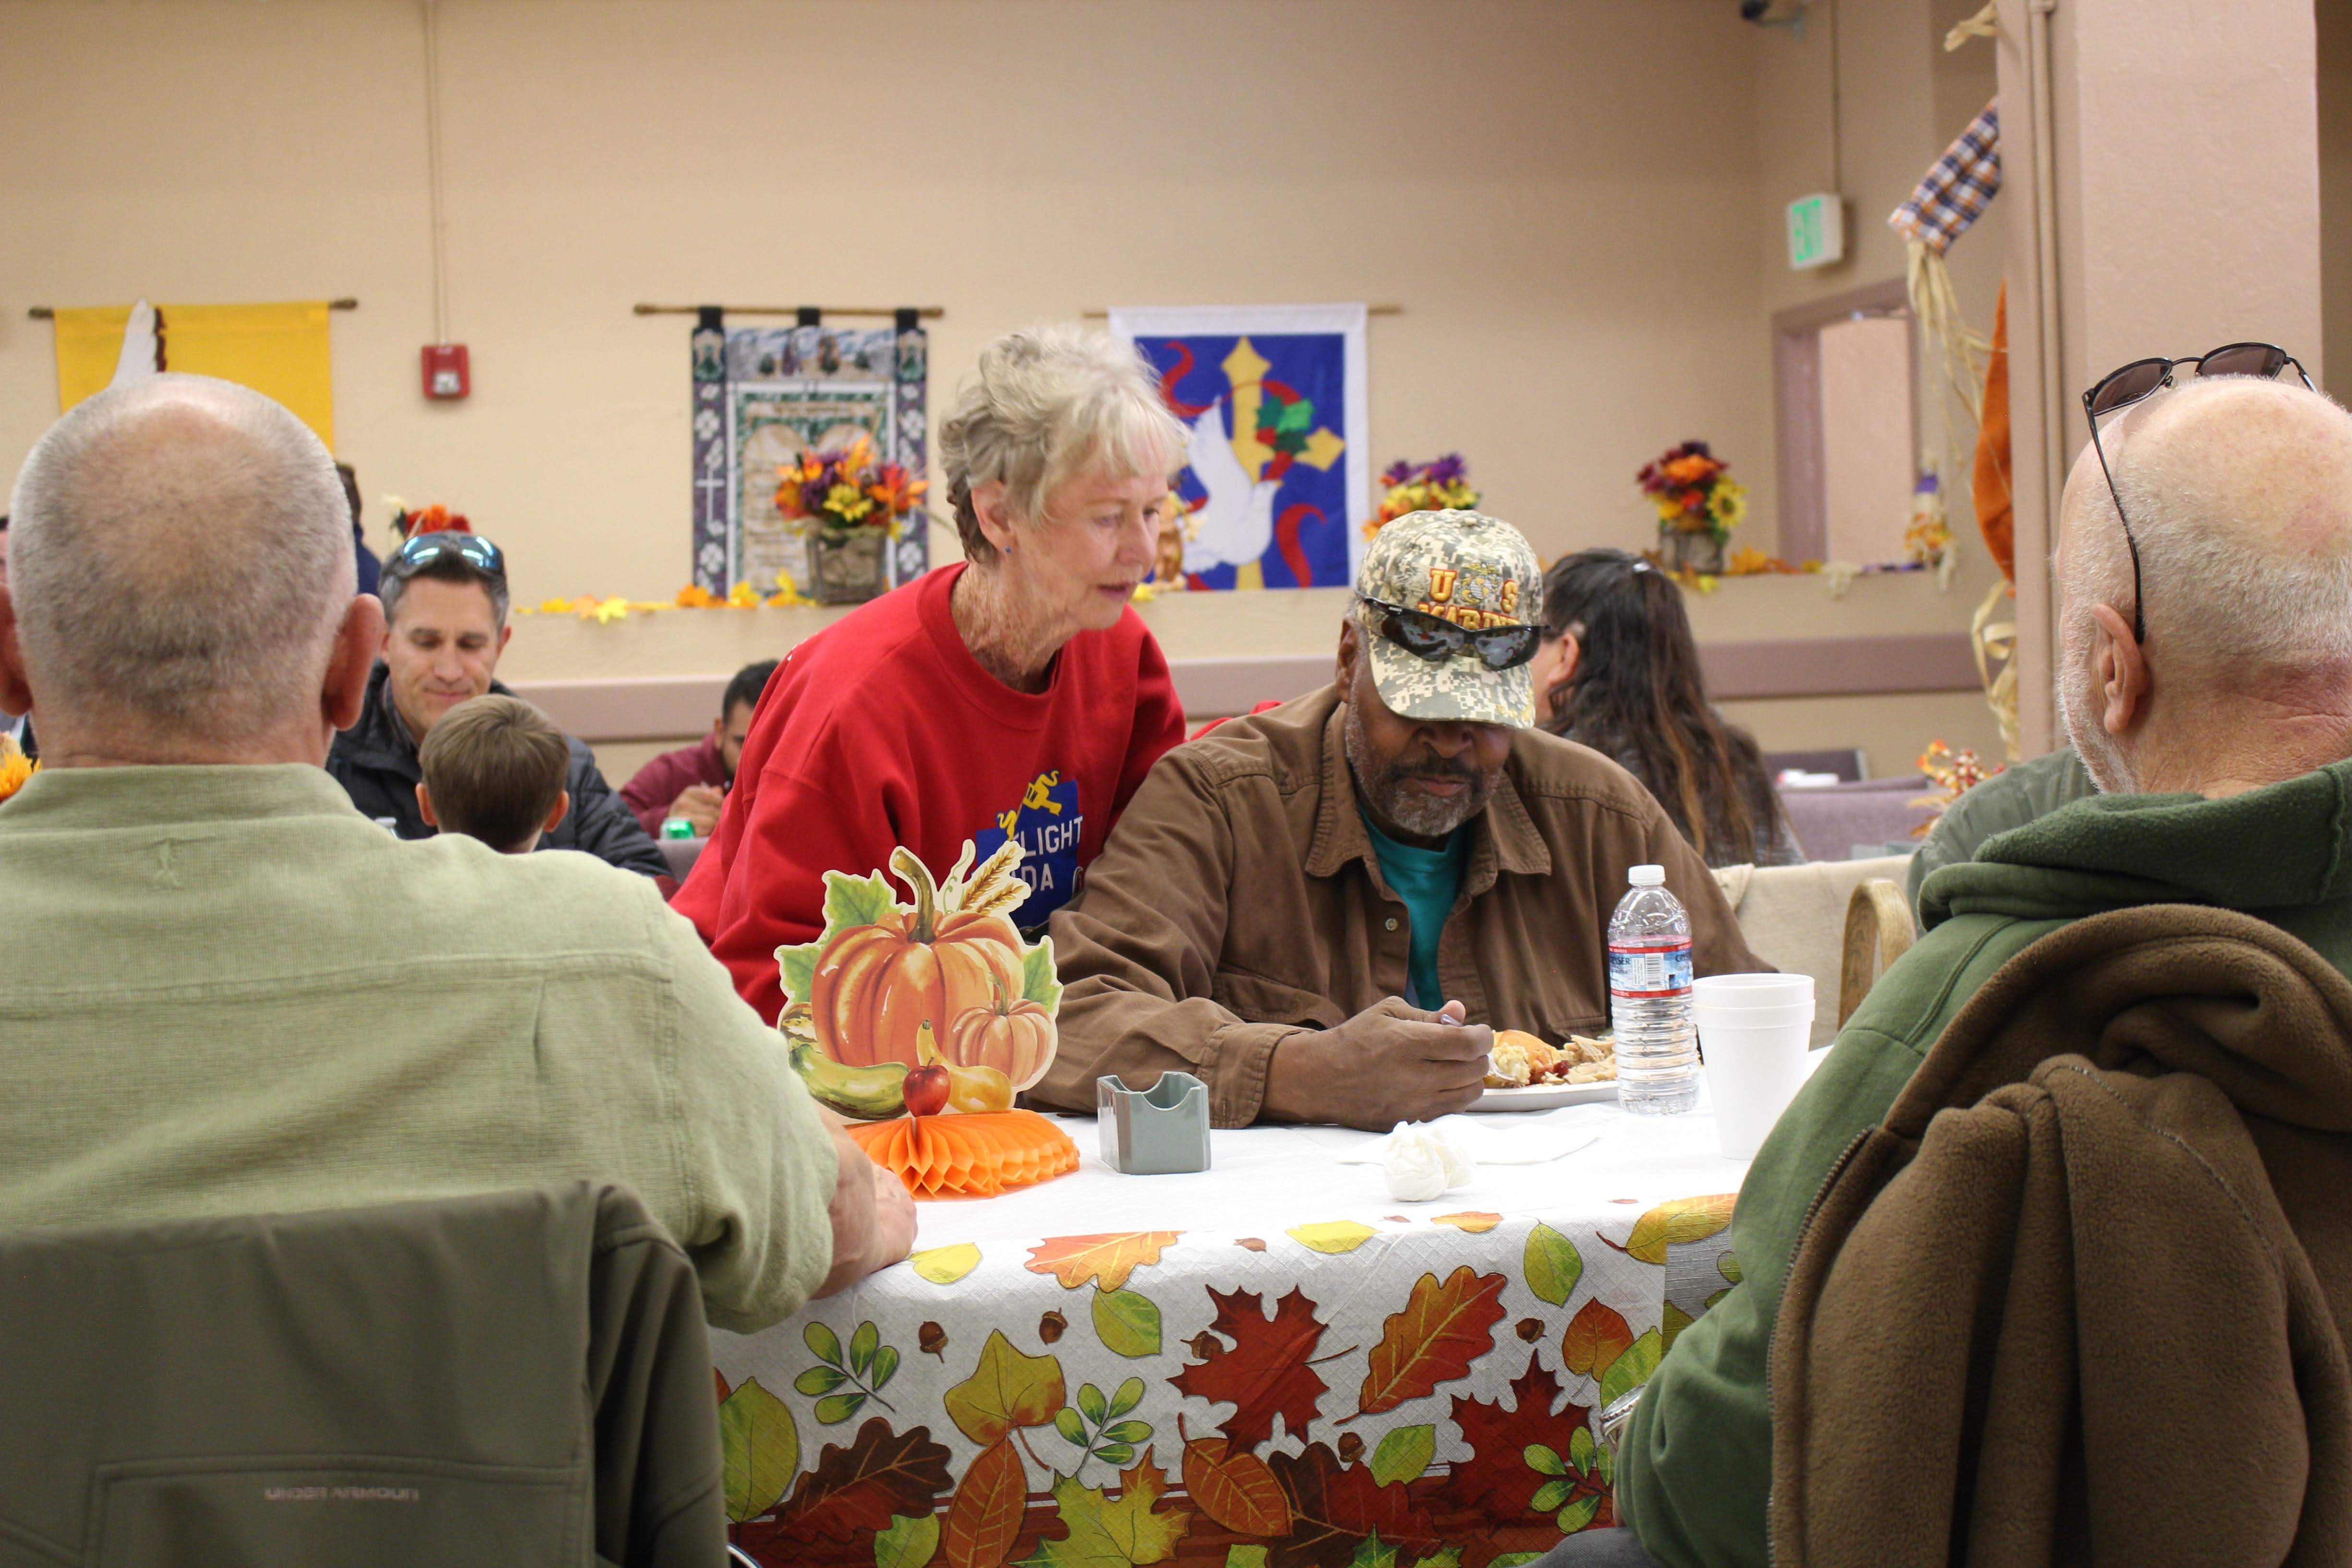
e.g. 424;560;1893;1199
52;301;336;448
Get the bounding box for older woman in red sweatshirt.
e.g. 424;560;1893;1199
675;326;1189;1022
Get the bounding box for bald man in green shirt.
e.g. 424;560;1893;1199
0;374;913;1330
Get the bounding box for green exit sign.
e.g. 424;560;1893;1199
1786;192;1845;269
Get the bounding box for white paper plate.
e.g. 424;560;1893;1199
1473;1079;1620;1111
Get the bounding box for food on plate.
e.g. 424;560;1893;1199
1485;1029;1617;1089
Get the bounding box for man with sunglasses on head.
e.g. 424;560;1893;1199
1599;359;2352;1568
1031;509;1760;1131
326;526;668;877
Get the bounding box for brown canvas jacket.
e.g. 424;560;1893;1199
1770;904;2352;1568
1035;686;1764;1125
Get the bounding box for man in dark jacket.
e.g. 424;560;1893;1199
327;530;667;878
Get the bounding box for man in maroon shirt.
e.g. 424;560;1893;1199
619;659;776;837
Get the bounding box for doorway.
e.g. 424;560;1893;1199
1772;280;1919;564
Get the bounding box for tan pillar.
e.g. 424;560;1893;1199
1994;0;2324;754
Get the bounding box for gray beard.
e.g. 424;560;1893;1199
1343;701;1490;839
2057;656;2130;794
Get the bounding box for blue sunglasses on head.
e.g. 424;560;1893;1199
387;530;505;582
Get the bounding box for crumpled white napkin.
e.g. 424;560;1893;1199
1336;1112;1605;1174
1380;1122;1473;1201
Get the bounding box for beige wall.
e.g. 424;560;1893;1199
1753;0;2005;497
2324;0;2352;376
1995;0;2326;754
1;0;2023;780
1;0;1771;584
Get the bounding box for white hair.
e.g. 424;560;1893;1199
7;374;354;744
937;324;1186;564
2062;375;2352;675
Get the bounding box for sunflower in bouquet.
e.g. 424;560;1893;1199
1362;454;1481;539
1637;440;1747;543
774;435;927;537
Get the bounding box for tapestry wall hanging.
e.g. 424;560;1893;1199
1107;303;1369;590
51;300;337;446
691;311;929;596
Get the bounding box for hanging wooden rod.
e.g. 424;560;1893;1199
1081;303;1404;318
632;304;944;318
27;298;359;320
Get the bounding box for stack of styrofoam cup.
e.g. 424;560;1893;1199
1693;973;1817;1160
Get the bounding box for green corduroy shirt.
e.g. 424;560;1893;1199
0;763;838;1333
1618;757;2352;1567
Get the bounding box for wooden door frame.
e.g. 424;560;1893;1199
1772;278;1915;563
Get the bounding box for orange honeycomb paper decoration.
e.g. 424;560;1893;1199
846;1110;1080;1200
781;837;1079;1199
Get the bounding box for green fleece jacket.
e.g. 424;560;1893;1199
1615;757;2352;1568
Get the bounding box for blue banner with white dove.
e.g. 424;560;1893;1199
1108;303;1370;591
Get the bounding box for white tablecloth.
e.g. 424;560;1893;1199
902;1099;1742;1242
713;1097;1751;1565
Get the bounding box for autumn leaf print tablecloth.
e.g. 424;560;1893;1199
712;1104;1745;1568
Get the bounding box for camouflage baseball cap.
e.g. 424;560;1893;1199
1352;509;1544;728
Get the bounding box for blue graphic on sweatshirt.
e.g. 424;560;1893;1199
973;771;1084;932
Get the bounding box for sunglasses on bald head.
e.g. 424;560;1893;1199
1357;595;1541;671
386;530;506;583
2082;342;2312;644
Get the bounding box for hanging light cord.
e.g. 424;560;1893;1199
420;0;452;347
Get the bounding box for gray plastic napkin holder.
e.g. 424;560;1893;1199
1096;1072;1212;1175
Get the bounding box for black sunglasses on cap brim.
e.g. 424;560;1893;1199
386;530;506;582
2081;341;2313;644
1358;595;1541;671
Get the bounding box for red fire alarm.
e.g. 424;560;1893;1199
421;343;470;400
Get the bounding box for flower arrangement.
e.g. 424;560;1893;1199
774;435;925;537
0;732;34;805
1637;441;1747;543
382;498;471;547
1362;454;1480;538
1909;739;2002;833
1904;473;1955;573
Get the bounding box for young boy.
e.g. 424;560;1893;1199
415;694;572;854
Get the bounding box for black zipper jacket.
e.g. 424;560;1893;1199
326;662;668;878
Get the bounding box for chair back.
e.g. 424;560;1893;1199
1775;777;1940;861
1839;878;1918;1027
0;1182;723;1568
1715;855;1913;1047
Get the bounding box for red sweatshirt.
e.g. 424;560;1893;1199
619;733;727;838
673;564;1186;1023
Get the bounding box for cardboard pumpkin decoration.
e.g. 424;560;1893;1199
778;839;1078;1199
811;847;1025;1070
945;976;1056;1092
778;839;1064;1121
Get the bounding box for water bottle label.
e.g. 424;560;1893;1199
1609;937;1693;998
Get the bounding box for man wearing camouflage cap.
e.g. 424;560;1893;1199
1034;511;1761;1130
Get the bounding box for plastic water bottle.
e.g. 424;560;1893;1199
1608;864;1698;1115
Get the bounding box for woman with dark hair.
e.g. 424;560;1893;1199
1532;548;1803;868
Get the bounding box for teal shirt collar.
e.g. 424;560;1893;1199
1361;809;1468;1009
